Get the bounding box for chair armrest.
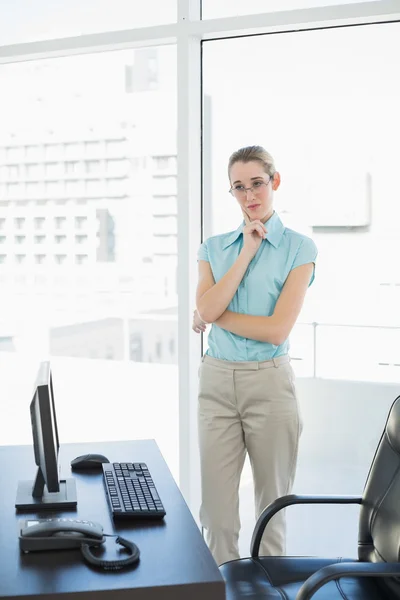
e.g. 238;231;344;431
296;561;400;600
251;494;362;557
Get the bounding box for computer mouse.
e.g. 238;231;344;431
70;454;110;470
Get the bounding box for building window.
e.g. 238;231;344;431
26;145;42;161
155;340;162;360
0;219;6;230
0;236;6;244
6;147;24;162
65;143;83;159
8;183;24;198
75;234;88;244
75;216;87;229
75;254;88;265
55;235;67;244
54;254;67;265
35;254;45;264
85;141;102;158
46;163;63;178
65;161;80;175
46;181;63;197
106;140;126;157
34;217;46;230
7;165;20;179
14;217;25;229
153;155;176;170
15;254;26;264
54;216;67;230
15;235;25;244
26;163;44;179
0;255;6;264
106;159;128;176
34;235;46;244
66;180;84;196
45;144;63;160
85;160;101;174
86;179;102;196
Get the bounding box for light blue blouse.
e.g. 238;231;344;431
198;212;317;361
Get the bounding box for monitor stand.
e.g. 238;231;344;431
15;471;77;511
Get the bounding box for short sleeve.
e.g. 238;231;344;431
291;237;318;286
197;241;209;262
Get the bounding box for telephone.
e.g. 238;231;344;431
19;518;140;570
19;518;104;552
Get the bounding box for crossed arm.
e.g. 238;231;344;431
195;259;314;346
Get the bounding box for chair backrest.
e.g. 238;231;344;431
358;395;400;597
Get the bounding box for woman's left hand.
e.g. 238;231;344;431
192;310;207;334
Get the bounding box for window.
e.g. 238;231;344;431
66;180;84;196
54;216;67;230
106;159;128;176
75;254;88;265
75;216;87;229
26;164;44;179
65;143;83;160
152;176;176;195
15;254;26;264
203;20;400;558
46;163;63;178
85;160;101;174
34;217;45;230
0;255;6;264
55;254;67;265
14;218;25;229
107;178;126;196
55;235;67;244
26;182;42;197
46;181;63;197
106;140;126;158
8;183;24;198
14;235;25;244
45;144;63;160
0;236;6;244
153;155;176;171
7;166;19;179
86;179;102;196
75;234;88;244
6;147;24;162
65;161;81;175
85;143;102;158
0;219;6;230
0;45;178;505
26;146;42;161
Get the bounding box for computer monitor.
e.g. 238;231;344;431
15;361;77;511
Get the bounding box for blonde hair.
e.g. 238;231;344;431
228;145;276;180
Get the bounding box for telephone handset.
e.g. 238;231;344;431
20;518;104;552
19;518;140;570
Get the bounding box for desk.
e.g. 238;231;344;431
0;439;225;599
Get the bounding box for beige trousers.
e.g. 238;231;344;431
198;354;302;566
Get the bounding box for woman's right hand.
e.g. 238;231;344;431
241;209;267;260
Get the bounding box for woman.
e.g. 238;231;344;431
193;145;317;566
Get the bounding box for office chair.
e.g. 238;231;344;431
220;395;400;600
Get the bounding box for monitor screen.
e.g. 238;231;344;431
15;361;77;511
30;362;60;494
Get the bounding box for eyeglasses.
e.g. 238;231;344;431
229;175;273;198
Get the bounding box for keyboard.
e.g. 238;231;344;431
102;462;166;520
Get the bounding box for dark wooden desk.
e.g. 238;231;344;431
0;439;225;599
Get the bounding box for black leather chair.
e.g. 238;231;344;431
220;395;400;599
